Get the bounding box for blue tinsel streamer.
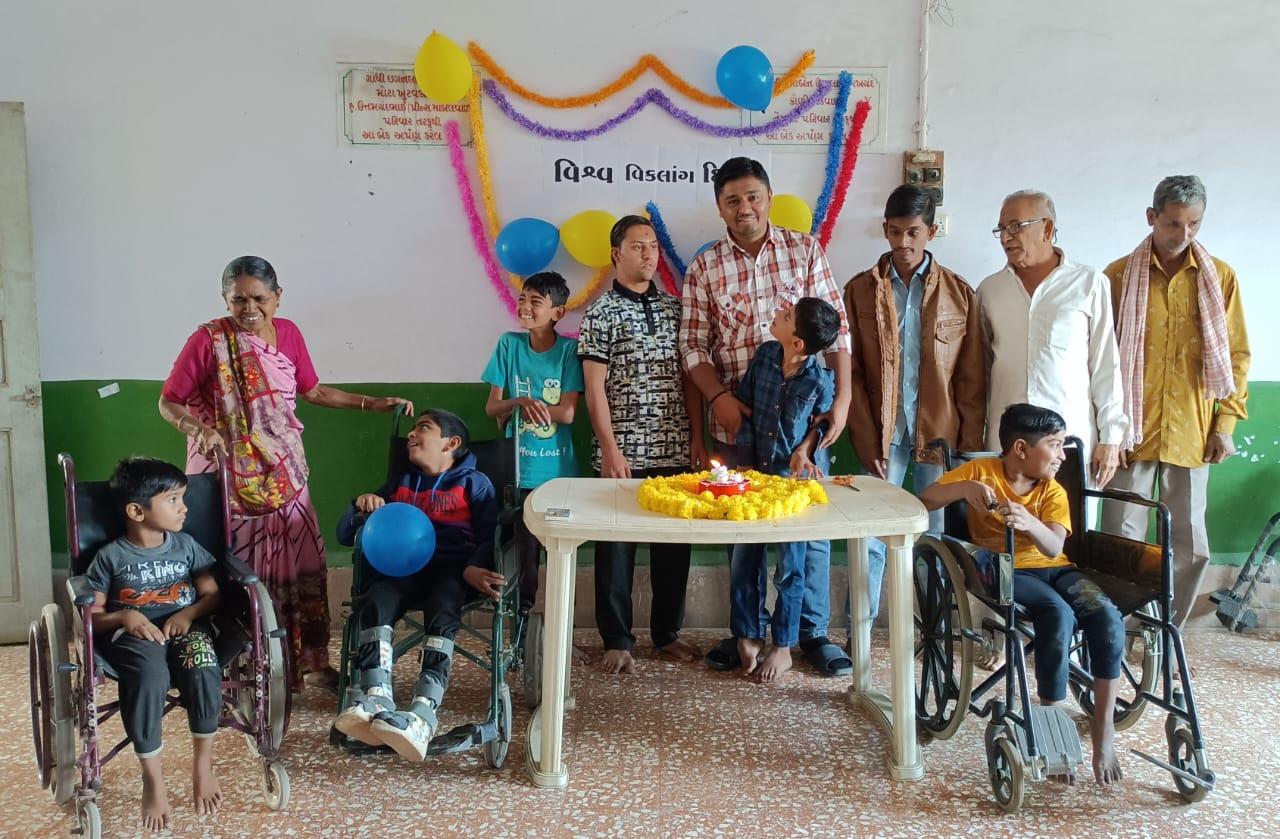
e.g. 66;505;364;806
810;71;853;234
645;200;688;284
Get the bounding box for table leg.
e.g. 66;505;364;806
848;537;872;694
526;538;575;788
563;553;576;710
886;534;924;780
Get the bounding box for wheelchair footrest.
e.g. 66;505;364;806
1212;592;1258;631
426;720;498;755
1024;705;1083;777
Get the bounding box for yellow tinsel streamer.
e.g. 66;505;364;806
467;76;610;310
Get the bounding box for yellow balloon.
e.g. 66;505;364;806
769;193;814;234
414;32;473;104
560;210;617;267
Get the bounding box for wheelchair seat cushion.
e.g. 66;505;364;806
1077;569;1157;617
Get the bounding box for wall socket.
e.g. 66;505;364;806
935;213;950;237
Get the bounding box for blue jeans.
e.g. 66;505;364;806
1012;565;1125;702
725;447;832;646
859;443;945;621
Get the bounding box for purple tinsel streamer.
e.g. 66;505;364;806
482;78;833;141
645;201;687;286
810;71;852;234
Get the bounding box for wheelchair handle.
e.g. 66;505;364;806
390;402;414;437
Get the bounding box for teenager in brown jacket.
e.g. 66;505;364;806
842;186;987;622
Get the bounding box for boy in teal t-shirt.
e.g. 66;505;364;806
482;271;584;614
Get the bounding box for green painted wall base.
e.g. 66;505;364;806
40;380;1280;568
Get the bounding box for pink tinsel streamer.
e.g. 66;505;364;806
445;120;519;322
817;99;871;250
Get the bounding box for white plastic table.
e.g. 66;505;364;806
522;475;930;788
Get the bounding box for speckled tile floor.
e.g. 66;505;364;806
4;628;1279;838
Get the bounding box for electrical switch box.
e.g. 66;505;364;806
903;149;945;206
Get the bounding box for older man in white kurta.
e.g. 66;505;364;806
978;191;1128;486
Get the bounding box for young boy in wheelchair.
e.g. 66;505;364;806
334;408;501;762
920;403;1126;786
85;457;224;831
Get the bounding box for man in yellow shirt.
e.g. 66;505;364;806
1101;176;1251;629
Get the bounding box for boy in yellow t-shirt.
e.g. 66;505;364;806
920;403;1125;787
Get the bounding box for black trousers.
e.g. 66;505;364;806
595;465;692;651
99;622;221;757
514;489;541;614
355;556;467;695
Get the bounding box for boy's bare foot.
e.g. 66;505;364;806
1048;768;1077;785
139;757;172;832
601;649;635;674
756;646;793;684
657;639;702;662
737;638;764;677
572;645;590;666
1091;718;1123;786
1088;675;1124;785
192;738;224;815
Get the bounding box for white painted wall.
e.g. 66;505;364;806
2;0;1275;382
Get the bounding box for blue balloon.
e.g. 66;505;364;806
361;502;436;577
692;239;718;260
496;217;560;276
716;45;775;112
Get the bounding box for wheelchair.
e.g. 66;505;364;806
1210;511;1280;632
28;452;292;839
912;437;1214;811
328;408;542;767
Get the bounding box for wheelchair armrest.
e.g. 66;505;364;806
940;534;992;559
67;575;97;607
223;552;259;585
1082;487;1166;511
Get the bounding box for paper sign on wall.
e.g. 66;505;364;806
744;67;887;153
339;64;471;147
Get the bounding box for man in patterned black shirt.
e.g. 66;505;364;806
579;215;707;674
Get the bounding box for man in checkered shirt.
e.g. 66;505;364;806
680;156;854;676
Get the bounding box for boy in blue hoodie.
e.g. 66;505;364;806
333;409;500;762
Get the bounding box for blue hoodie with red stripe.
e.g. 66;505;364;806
337;452;498;570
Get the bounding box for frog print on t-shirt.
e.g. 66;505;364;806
519;377;563;439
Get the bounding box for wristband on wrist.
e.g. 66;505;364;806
708;389;729;407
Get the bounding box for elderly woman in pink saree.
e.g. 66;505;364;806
159;256;412;691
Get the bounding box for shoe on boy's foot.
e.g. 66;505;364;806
370;708;435;762
335;689;394;746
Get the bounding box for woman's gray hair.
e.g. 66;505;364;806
1153;175;1207;212
1002;189;1057;223
221;255;279;295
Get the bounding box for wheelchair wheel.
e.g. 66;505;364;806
483;683;513;769
1166;721;1213;803
76;799;101;839
36;605;76;804
1069;602;1160;732
912;537;974;740
988;735;1025;813
523;609;544;710
261;760;290;810
235;583;289;757
28;621;49;790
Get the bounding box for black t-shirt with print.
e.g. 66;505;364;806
578;281;690;471
85;531;216;624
